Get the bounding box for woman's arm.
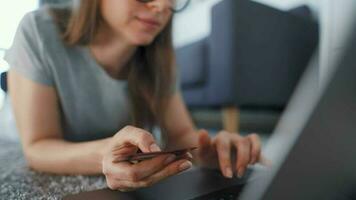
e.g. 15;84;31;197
9;70;192;191
9;69;109;174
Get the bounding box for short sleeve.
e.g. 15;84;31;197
4;12;53;86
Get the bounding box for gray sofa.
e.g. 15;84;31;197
176;0;319;133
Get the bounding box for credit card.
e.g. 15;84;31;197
112;147;197;163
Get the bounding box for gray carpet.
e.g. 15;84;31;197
0;140;107;200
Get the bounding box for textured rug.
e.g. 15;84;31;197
0;140;107;200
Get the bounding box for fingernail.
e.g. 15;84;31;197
179;161;192;171
187;152;193;158
237;168;245;178
164;155;176;165
150;144;161;152
225;167;233;178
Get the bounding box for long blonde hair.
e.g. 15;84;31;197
50;0;176;131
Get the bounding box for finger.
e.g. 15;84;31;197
112;146;139;163
110;153;191;182
120;154;176;182
259;156;273;167
116;180;154;191
114;150;193;181
175;152;193;162
115;158;193;190
117;126;161;153
106;177;135;191
103;161;132;180
142;159;193;186
111;142;136;152
215;133;233;178
197;129;212;157
233;137;251;178
112;145;138;157
247;133;262;165
198;129;211;149
106;177;150;191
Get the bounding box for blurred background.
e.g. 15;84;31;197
0;0;352;142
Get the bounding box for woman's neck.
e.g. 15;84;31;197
89;23;137;79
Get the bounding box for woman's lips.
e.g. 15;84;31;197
136;17;161;29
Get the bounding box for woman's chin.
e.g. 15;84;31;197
137;40;153;46
130;35;155;46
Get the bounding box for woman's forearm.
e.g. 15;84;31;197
25;137;111;175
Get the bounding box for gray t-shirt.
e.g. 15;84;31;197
5;8;134;141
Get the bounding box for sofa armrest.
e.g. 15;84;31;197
206;0;237;106
176;39;208;89
288;5;314;21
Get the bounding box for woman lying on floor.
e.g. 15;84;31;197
6;0;265;191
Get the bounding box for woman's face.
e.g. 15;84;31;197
100;0;173;46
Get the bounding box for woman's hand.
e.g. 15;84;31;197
102;126;192;191
195;129;268;178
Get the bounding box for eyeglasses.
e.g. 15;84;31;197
136;0;191;13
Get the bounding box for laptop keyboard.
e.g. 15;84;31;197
191;183;245;200
191;169;254;200
205;193;238;200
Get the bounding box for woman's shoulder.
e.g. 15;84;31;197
21;6;55;33
20;6;67;47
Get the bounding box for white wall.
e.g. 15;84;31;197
173;0;222;47
0;0;38;108
319;0;356;84
0;0;38;49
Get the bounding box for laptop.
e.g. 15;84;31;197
65;167;255;200
65;3;356;200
